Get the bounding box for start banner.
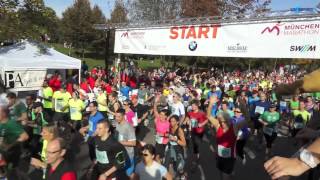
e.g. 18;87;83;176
114;19;320;59
1;69;46;91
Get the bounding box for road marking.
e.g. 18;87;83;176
198;164;206;180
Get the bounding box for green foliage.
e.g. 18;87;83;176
0;0;59;41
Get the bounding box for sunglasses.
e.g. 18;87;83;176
142;153;149;157
235;111;241;113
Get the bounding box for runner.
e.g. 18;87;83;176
68;91;85;131
207;96;248;180
184;99;208;164
164;115;187;179
258;103;280;158
153;95;170;163
91;120;128;180
134;144;173;180
52;84;72;124
115;109;136;178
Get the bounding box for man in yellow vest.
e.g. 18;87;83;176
96;88;108;117
52;84;71;124
39;80;53;120
69;91;85;131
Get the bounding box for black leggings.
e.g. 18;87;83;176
236;139;247;159
191;132;203;155
264;133;277;148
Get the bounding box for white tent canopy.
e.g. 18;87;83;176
0;41;81;70
0;41;81;91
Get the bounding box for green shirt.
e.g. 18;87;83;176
9;102;27;120
31;112;48;135
260;111;280;127
0;118;24;145
290;100;299;110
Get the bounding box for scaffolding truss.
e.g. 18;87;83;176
94;9;320;30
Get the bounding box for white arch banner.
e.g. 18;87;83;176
114;19;320;59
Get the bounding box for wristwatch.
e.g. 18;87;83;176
299;149;319;168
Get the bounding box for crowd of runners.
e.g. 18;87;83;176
0;64;320;180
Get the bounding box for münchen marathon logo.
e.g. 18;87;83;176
261;23;320;36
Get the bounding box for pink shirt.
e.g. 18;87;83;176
155;118;170;144
126;111;135;126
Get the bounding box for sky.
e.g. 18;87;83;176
44;0;320;18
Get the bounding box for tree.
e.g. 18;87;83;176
0;0;59;42
110;0;128;23
127;0;181;22
61;0;96;56
90;5;107;54
181;0;220;17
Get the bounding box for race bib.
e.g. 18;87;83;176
280;101;287;107
70;107;78;116
89;121;93;132
263;127;274;136
55;99;64;111
169;135;178;146
218;145;231;158
132;113;138;127
255;106;265;114
156;134;164;144
183;101;189;107
108;113;114;120
294;122;304;129
138;98;144;105
191;119;198;128
95;149;109;164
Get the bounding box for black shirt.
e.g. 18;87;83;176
131;103;148;119
94;135;127;178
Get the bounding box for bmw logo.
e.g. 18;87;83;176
188;41;197;51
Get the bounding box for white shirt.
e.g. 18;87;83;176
171;102;185;117
135;161;167;180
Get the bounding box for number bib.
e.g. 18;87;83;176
89;121;93;132
280;101;287;107
55;99;64;111
294;122;304;129
70;107;77;116
155;134;164;144
263;127;274;136
255;106;264;114
108;113;114;120
169;135;178;146
218;145;231;158
118;134;124;141
95;149;109;164
138;98;144;105
191;119;198;128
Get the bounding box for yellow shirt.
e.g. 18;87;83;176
97;93;108;112
293;110;311;124
41;140;48;162
43;87;53;109
52;91;71;113
163;89;170;96
69;98;85;121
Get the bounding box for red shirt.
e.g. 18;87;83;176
216;126;237;158
104;83;112;94
188;111;207;134
49;168;76;180
49;77;61;92
80;82;89;93
87;76;95;89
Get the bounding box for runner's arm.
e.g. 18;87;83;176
207;96;219;130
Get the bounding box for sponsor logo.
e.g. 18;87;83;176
261;23;320;36
290;45;316;52
120;31;145;39
261;23;282;35
170;25;220;39
188;41;198;51
144;44;166;51
121;32;129;38
227;43;248;53
121;44;129;50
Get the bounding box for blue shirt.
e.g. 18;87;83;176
252;100;271;116
233;116;249;139
120;86;131;98
88;111;104;136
